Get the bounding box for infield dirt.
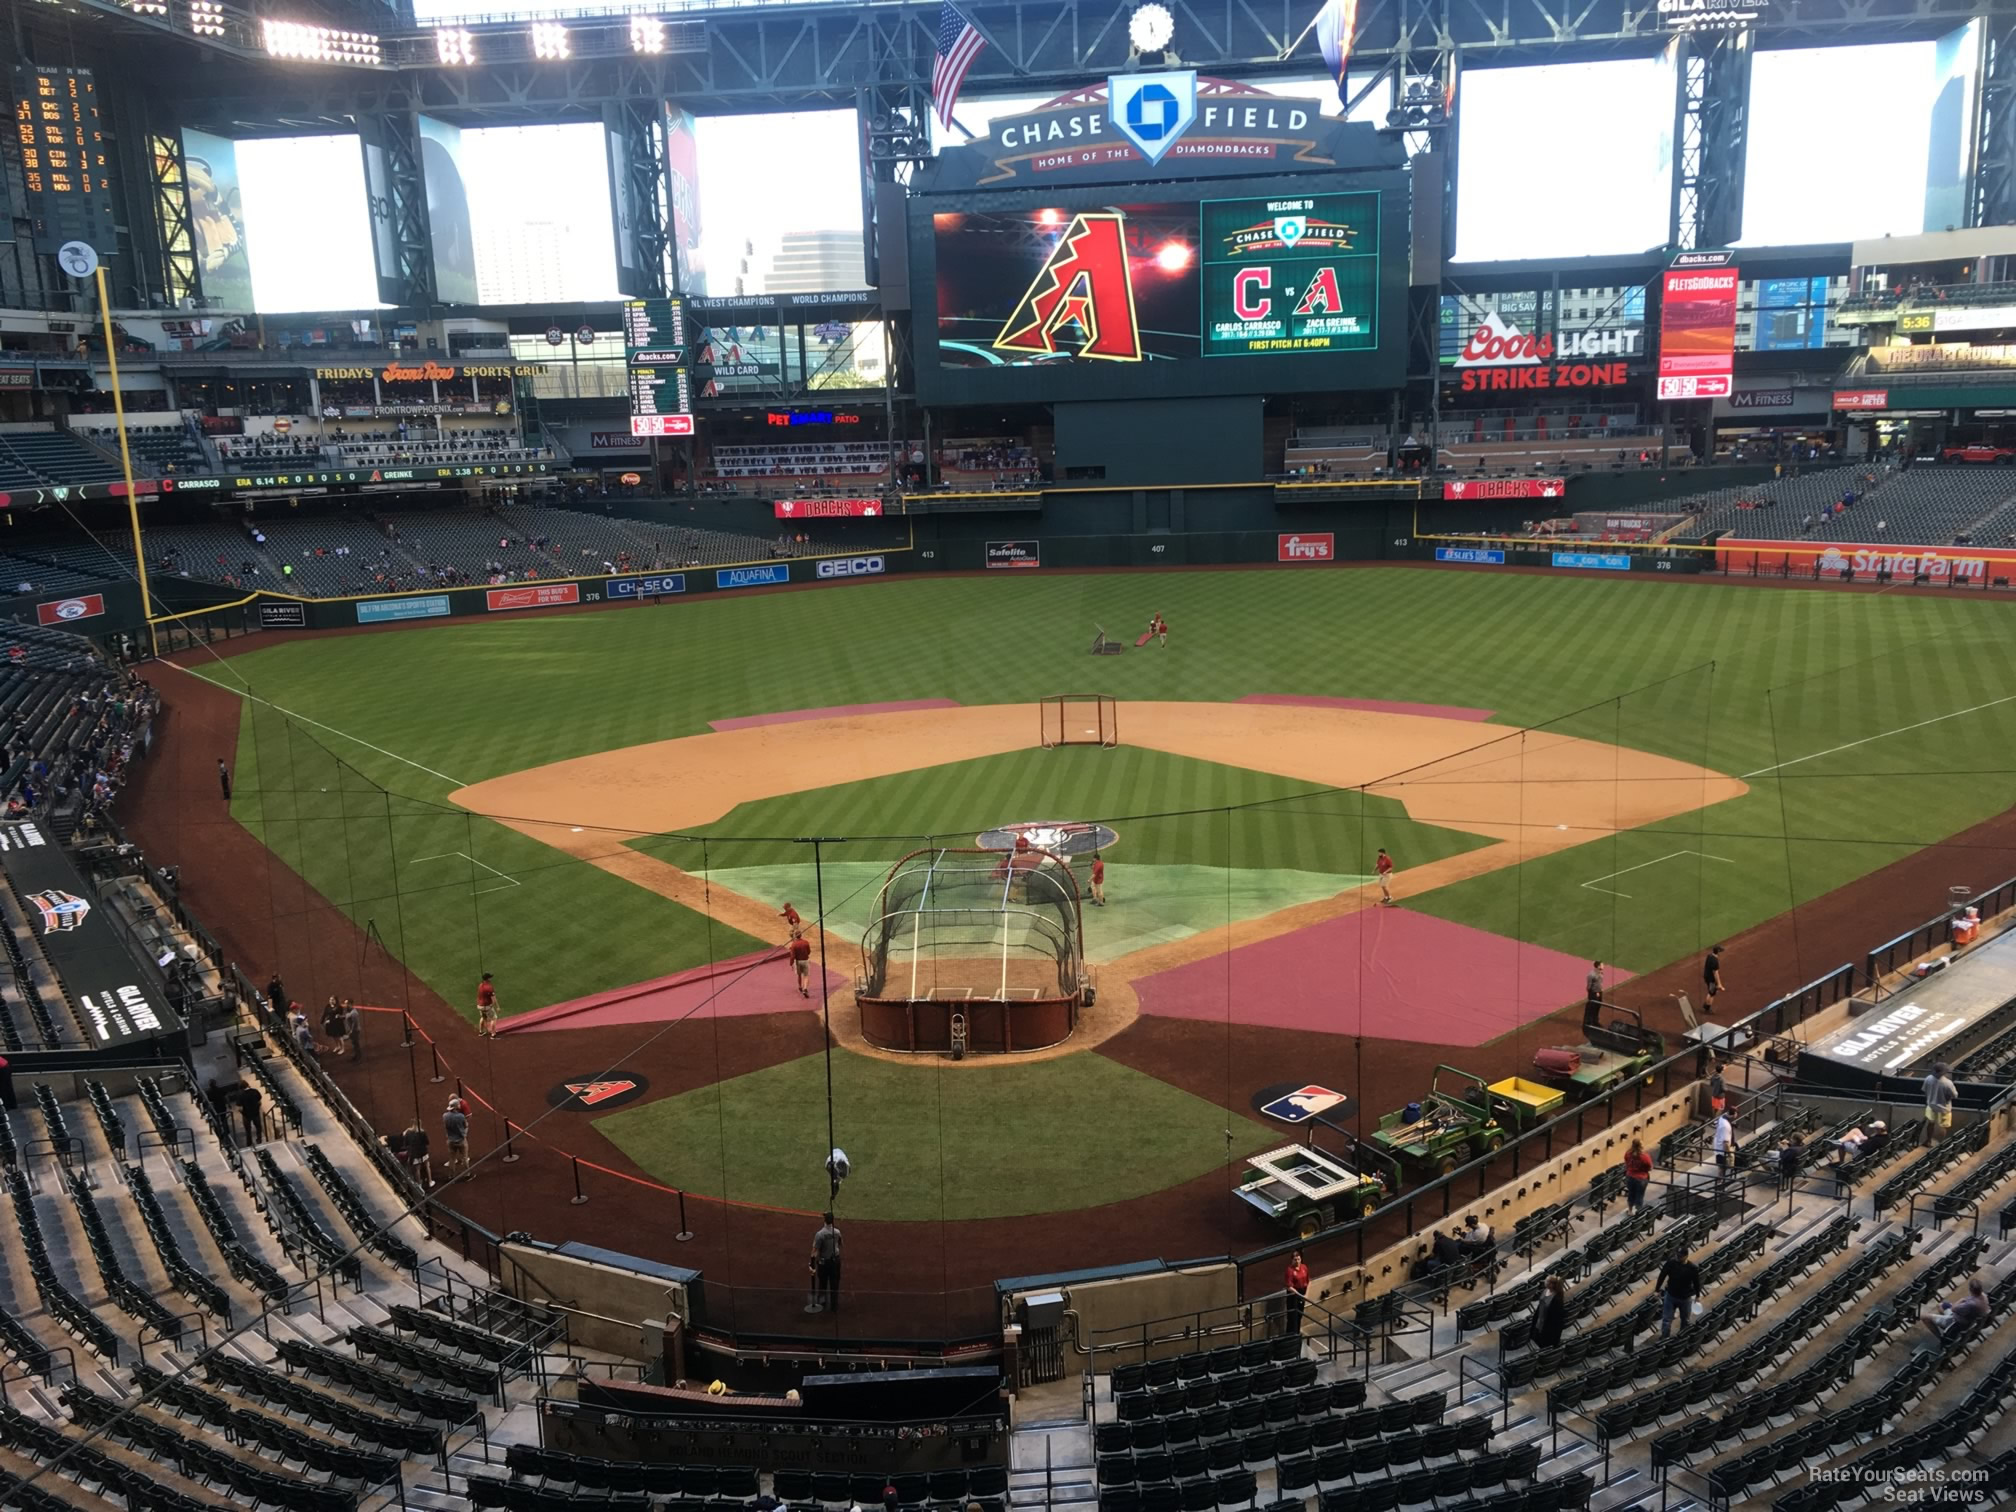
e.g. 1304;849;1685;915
450;700;1745;1060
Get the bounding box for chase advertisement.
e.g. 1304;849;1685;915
918;173;1405;404
924;73;1374;192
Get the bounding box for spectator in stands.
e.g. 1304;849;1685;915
1459;1215;1496;1278
1623;1138;1652;1211
1712;1109;1736;1183
1776;1135;1803;1192
1708;1060;1728;1116
405;1118;434;1188
1532;1275;1568;1348
1924;1064;1958;1136
1833;1120;1886;1166
1411;1226;1464;1281
1924;1279;1989;1339
236;1084;263;1146
1654;1249;1700;1337
1283;1248;1309;1332
290;1004;316;1059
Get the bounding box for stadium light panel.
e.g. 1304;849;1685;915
629;15;664;53
122;0;169;16
261;19;383;65
436;28;478;64
188;0;225;37
531;21;571;58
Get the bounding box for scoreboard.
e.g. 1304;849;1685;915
13;66;115;256
623;297;693;436
920;170;1406;404
1200;192;1380;358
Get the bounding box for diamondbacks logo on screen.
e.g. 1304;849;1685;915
995;213;1142;361
1109;71;1198;164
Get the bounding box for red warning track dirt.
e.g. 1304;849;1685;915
118;642;2016;1337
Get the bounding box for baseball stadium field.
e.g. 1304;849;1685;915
120;565;2016;1329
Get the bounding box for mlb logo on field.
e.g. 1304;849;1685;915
1261;1085;1346;1123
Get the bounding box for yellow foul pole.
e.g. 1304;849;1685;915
92;264;156;655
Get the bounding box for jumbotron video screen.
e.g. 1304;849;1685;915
918;177;1403;403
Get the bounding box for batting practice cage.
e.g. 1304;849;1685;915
855;846;1090;1053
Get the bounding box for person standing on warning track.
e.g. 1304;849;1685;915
1090;852;1106;907
1702;945;1725;1015
1375;848;1396;906
476;972;498;1038
788;931;813;998
810;1212;842;1312
217;758;231;800
1584;961;1606;1031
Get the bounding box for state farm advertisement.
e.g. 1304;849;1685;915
1444;478;1566;500
1277;533;1335;562
1453;315;1629;392
1657;258;1739;400
486;582;583;612
774;497;883;518
1718;539;2016;585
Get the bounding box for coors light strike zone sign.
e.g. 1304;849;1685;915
1454;314;1632;392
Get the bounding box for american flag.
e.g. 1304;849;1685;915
932;3;987;130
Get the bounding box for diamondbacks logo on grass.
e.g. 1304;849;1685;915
547;1072;649;1111
27;889;89;933
974;820;1119;856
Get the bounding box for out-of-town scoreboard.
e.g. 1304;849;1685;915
13;66;116;255
622;297;694;437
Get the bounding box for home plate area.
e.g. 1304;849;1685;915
1130;907;1630;1045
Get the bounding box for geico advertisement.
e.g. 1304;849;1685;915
815;556;886;579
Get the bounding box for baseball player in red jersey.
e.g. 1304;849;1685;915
476;972;499;1036
780;901;802;931
1375;848;1396;906
788;932;812;997
1090;852;1106;906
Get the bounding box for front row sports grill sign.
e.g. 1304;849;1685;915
0;821;180;1048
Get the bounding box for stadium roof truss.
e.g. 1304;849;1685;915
76;0;1993;125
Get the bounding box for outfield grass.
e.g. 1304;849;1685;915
592;1047;1277;1221
204;569;2016;1010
